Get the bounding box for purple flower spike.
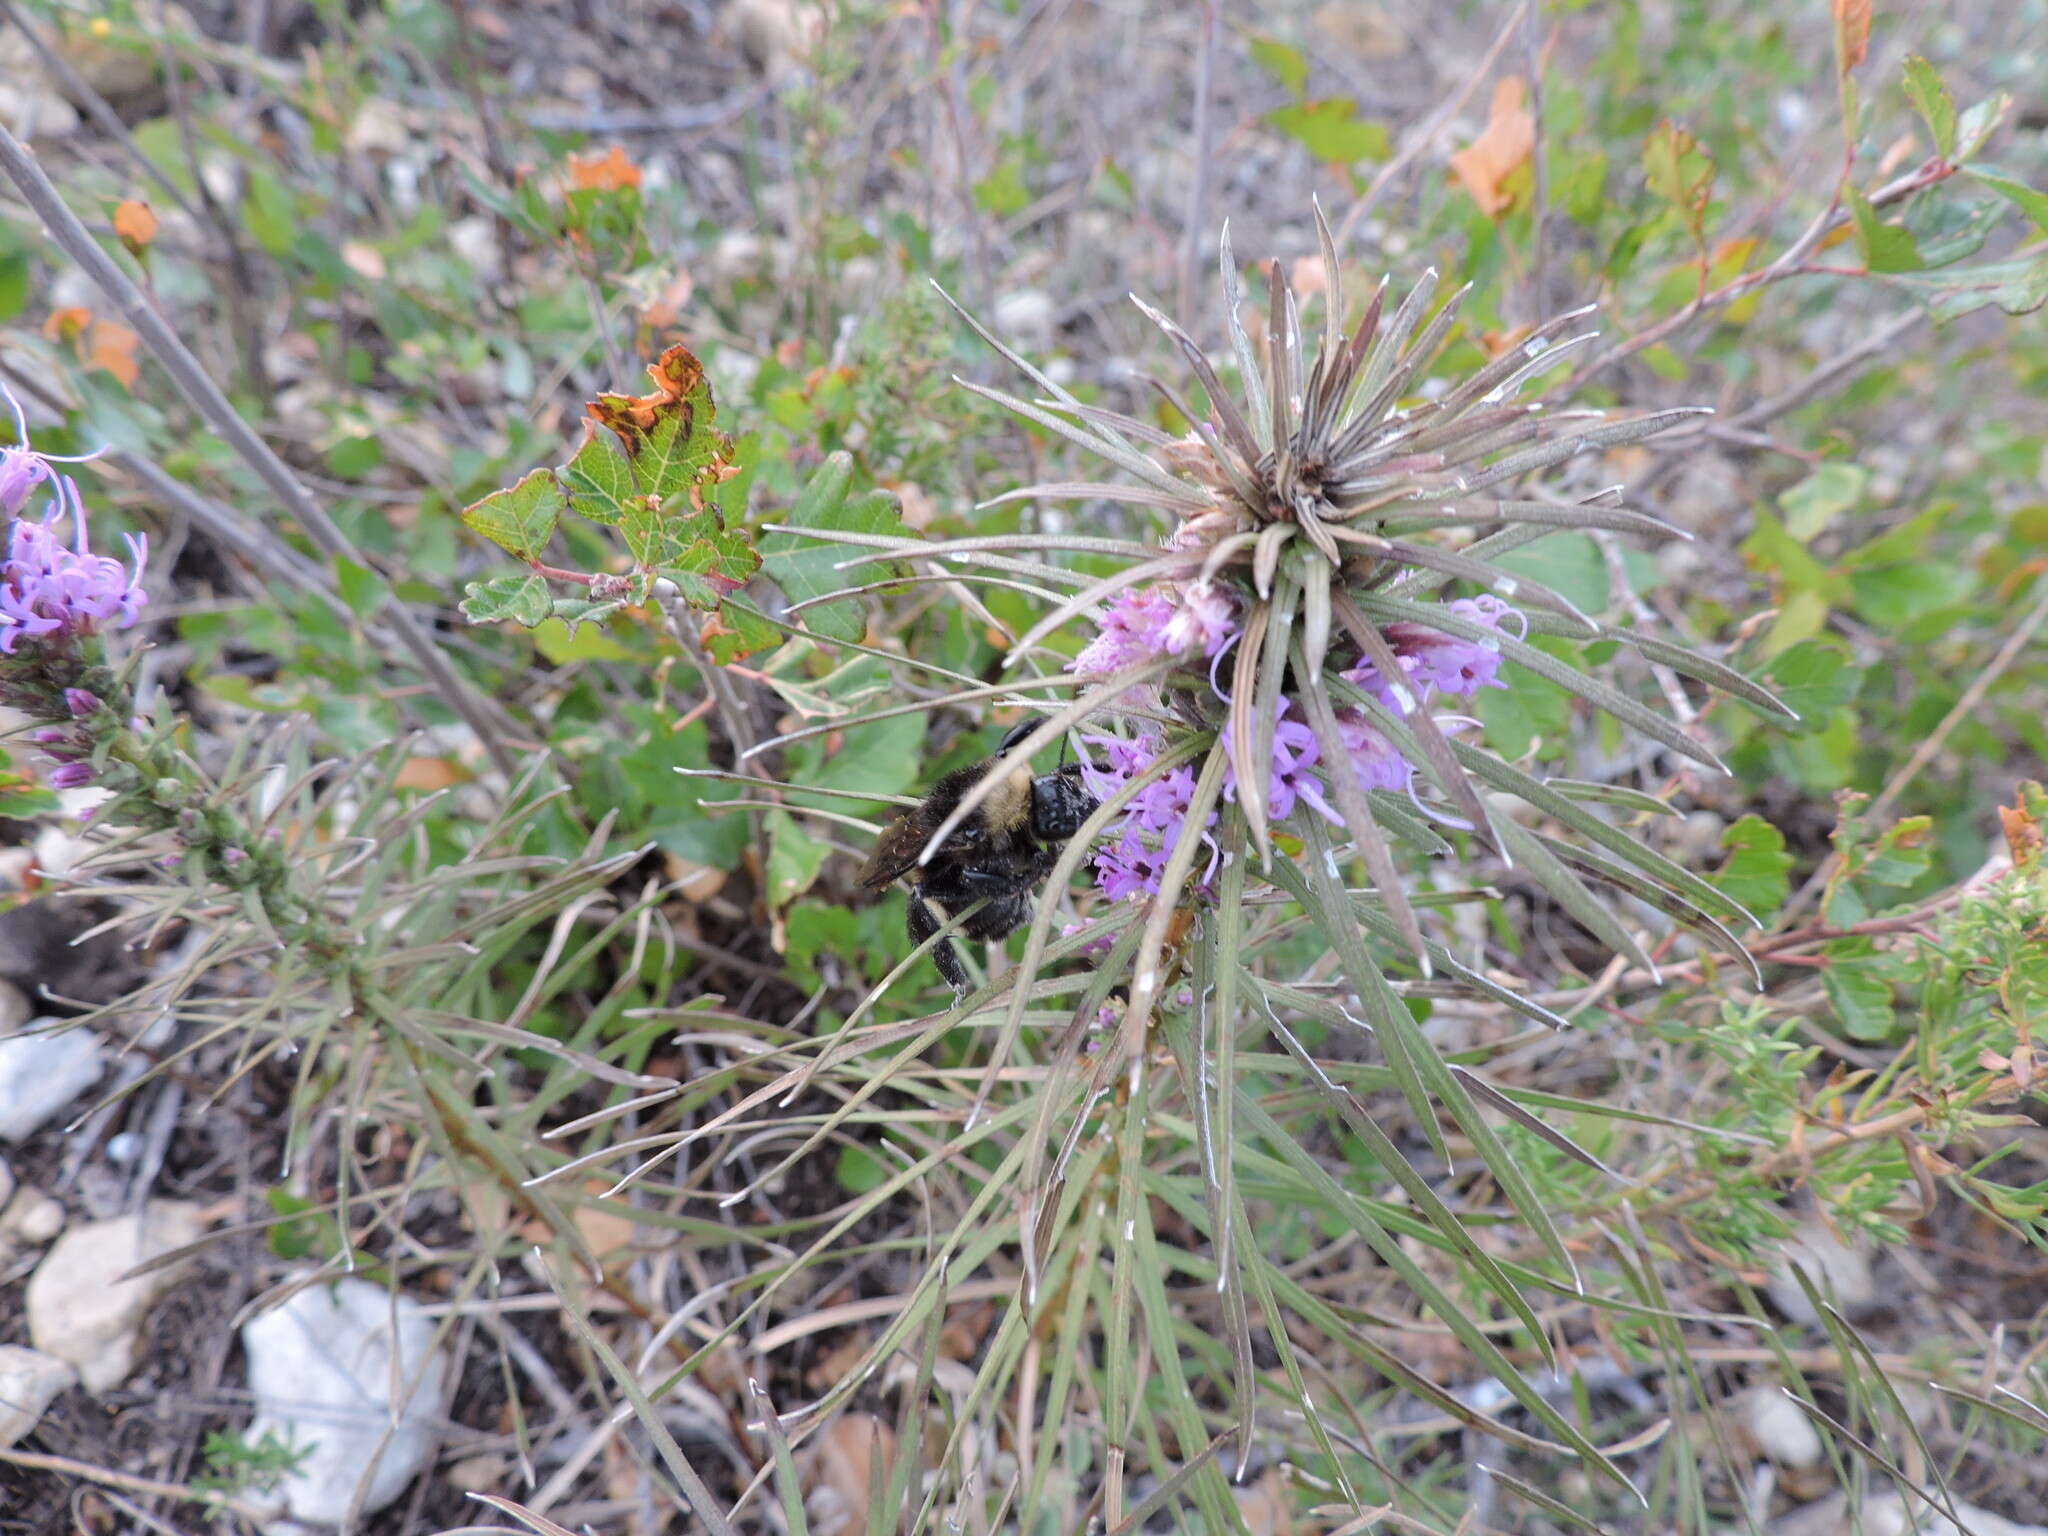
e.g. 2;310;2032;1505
1070;580;1242;677
0;382;104;518
0;479;148;655
1343;594;1522;709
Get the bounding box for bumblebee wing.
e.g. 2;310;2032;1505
858;814;929;890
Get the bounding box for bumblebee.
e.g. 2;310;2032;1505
857;721;1097;993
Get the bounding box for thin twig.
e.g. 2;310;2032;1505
1522;7;1551;318
1178;0;1218;321
0;124;523;777
0;1447;271;1522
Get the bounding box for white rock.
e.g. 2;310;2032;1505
241;1277;449;1524
2;1184;64;1245
0;1345;74;1448
1767;1219;1878;1324
0;1023;108;1142
1738;1386;1822;1469
992;289;1058;353
1773;1491;2048;1536
26;1202;204;1391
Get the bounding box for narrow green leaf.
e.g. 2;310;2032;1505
1902;55;1956;158
1965;165;2048;235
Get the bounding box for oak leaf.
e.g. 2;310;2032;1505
569;145;642;192
112;199;157;254
1451;76;1535;217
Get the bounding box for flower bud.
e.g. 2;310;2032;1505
48;763;93;789
64;688;100;717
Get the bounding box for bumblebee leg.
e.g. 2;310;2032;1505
907;892;971;993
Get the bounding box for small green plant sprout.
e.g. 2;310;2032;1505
193;1428;316;1497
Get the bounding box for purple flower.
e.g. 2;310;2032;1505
1070;579;1241;676
63;688;99;717
1342;594;1522;709
0;383;103;518
1078;732;1222;901
0;479;148;654
47;762;93;789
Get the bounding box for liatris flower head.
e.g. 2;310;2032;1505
0;381;102;518
0;477;148;656
0;393;146;797
936;203;1793;1020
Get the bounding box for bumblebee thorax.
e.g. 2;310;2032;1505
980;764;1032;833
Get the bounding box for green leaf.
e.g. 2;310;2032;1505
973;158;1031;217
702;597;783;665
1881;251;2048;320
1711;814;1794;927
661;524;762;610
1764;642;1857;731
549;595;632;636
0;767;57;821
1823;950;1899;1041
1902;55;1956;158
760;453;904;644
1249;34;1309;98
1742;509;1847;603
560;432;637;527
459;572;551;626
1642;120;1715;242
1555;148;1608;225
765;808;828;908
1265;100;1391;165
0;251;29;322
1778;464;1866;542
1848;563;1973;628
1964;165;2048;235
1860;816;1935;889
324;433;383;479
459;469;563;561
1492;533;1611;615
1954;92;2010;162
334;557;382;618
533;616;632;663
835;1143;888;1196
243;170;296;257
1845;184;1924;274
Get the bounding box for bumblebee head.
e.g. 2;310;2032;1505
1030;762;1096;841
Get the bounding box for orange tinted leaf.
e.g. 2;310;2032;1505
1450;76;1535;218
568;144;642;191
1833;0;1872;70
42;306;93;343
112;199;158;253
1998;780;2045;870
394;755;467;791
88;321;141;388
